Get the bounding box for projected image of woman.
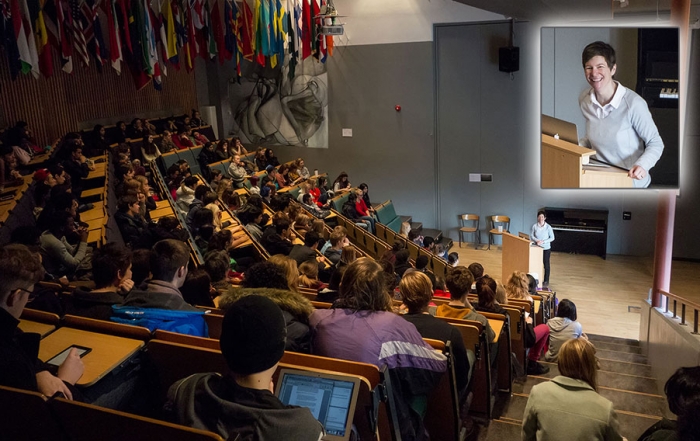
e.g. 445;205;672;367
579;41;664;188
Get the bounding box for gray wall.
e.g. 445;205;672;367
195;27;700;259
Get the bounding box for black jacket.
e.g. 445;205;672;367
288;245;317;266
65;288;125;322
260;226;294;256
0;309;49;392
114;211;147;246
122;280;199;311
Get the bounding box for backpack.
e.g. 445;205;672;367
111;306;209;337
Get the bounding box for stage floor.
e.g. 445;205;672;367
451;244;700;340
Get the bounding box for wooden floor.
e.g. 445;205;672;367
451;242;700;340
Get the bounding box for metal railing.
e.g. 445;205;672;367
659;290;700;335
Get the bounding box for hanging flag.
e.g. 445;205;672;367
184;0;197;71
14;0;40;77
310;0;319;60
68;0;89;66
168;0;183;68
115;0;131;53
82;0;107;67
222;0;234;63
150;0;167;76
286;0;299;78
300;0;310;59
268;0;277;67
1;0;22;79
238;0;253;61
102;0;122;73
142;0;158;76
28;0;52;77
203;0;215;60
55;0;73;73
275;0;285;65
211;0;227;64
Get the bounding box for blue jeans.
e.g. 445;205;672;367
360;216;376;234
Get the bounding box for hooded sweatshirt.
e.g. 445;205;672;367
545;317;583;362
166;373;323;441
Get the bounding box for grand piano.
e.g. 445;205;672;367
542;207;608;259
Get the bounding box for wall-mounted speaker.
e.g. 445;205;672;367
499;47;520;73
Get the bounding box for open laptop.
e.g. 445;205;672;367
276;368;361;441
541;114;579;145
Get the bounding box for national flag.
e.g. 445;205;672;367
190;0;204;29
301;0;310;59
183;0;197;71
274;0;284;65
268;0;277;67
115;0;131;53
238;0;253;61
211;0;226;64
82;0;107;67
1;0;22;79
169;0;183;68
27;0;51;76
15;0;40;77
286;0;299;78
311;0;319;60
68;0;89;66
55;0;73;72
142;0;158;75
102;0;122;73
158;0;174;67
124;0;150;89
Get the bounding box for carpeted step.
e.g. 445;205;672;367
535;362;659;395
475;418;522;440
587;333;640;347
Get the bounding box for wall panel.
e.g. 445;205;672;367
0;50;197;144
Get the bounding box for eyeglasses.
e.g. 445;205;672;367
13;287;37;302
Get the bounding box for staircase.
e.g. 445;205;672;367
476;334;669;440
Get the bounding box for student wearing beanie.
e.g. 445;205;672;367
166;295;323;441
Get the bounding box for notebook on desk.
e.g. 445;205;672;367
275;368;361;441
542;114;579;145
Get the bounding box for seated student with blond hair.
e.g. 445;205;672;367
166;295;323;440
0;244;84;400
522;338;623;441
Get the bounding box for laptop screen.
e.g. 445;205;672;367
276;369;359;440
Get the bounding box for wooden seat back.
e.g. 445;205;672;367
0;385;65;441
63;315;152;341
20;308;61;326
423;339;461;441
50;396;224;441
153;329;220;350
203;314;224;339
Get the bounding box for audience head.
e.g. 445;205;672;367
298;260;319;287
220;295;287;377
180;268;213;307
303;230;320;248
273;215;291;237
527;273;538;293
448;252;459;267
415;255;429;271
327;266;346;291
556;299;577;321
49;211;76;237
130;249;152;287
150;239;189;286
558;338;599;391
183;176;198;190
423;236;435;250
435;277;446;291
203;250;230;283
302;193;313;206
337;258;391;312
242;262;289;290
267;254;300;292
118;195;140;216
340;246;357;266
249;175;259;187
475;275;499;309
390;241;405;253
330;230;347;249
468;262;484;280
665;366;700;440
400;271;433;314
400;222;411;236
445;266;474;302
0;245;45;318
395;249;410;265
208;230;233;252
92;243;132;289
506;270;530;300
495;281;507;305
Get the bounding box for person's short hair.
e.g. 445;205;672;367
242;262;289;290
400;271;433;314
581;41;616;69
445;266;474;300
556;299;577;321
434;277;446;291
150;239;189;281
203;250;230;283
447;252;459;265
340;246;357;265
183;176;198;189
468;262;484;279
210;169;222;180
665;366;700;423
423;236;434;249
329;230;346;247
118;195;138;213
49;211;74;235
391;241;405;252
180;269;213;307
208;230;233;252
48;164;65;178
130;249;152;287
527;274;538;293
92;243;132;289
192;208;214;229
537;210;546;218
220;295;287;375
157;216;180;230
274;217;291;235
415;255;429;270
194;185;209;201
303;230;320;248
558;338;598;391
202;191;218;206
0;244;45;302
69;143;82;154
336;258;390;312
395;249;410;264
302;193;312;205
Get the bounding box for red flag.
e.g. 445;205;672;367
210;0;227;64
239;0;253;61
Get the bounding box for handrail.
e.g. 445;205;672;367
659;290;700;334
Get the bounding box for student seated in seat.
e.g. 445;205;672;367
0;244;85;400
166;295;323;440
66;243;133;321
122;239;198;311
310;258;447;440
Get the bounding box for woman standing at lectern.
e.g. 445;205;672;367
531;211;555;287
578;41;664;188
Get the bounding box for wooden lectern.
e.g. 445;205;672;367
541;134;634;188
502;233;544;284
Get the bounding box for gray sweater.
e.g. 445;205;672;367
545;317;583;362
579;84;664;188
40;231;88;277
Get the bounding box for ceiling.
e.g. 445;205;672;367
452;0;700;25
